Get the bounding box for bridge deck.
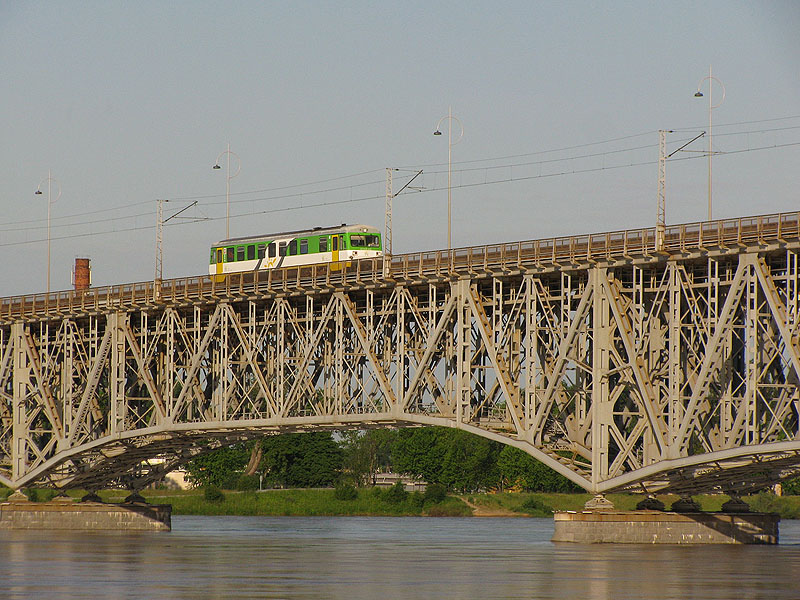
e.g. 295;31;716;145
2;211;798;322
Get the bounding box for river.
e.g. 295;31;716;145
1;516;799;599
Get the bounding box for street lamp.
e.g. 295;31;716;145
35;170;62;294
213;143;241;239
434;107;464;251
694;66;725;221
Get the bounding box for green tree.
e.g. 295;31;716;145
782;477;800;495
496;446;581;492
439;430;502;492
339;429;397;486
185;442;252;488
392;427;448;484
392;427;502;492
260;432;342;487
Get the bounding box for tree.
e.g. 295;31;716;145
185;442;252;488
260;432;342;487
439;430;502;492
392;427;502;492
782;477;800;495
339;429;397;486
496;446;581;492
392;427;448;484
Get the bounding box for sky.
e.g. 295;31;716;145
1;1;799;296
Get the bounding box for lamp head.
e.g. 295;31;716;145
433;130;442;136
694;91;704;98
34;189;43;195
212;164;221;170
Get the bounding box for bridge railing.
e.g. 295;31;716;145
2;211;798;321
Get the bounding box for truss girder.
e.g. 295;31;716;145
2;245;800;494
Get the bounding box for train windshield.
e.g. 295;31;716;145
350;234;381;248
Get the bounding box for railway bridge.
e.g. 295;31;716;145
2;212;800;498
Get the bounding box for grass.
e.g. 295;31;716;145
6;487;800;519
454;491;800;519
95;487;471;517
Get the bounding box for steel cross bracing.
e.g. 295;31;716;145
2;212;800;495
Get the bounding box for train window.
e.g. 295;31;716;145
269;242;276;258
366;235;381;248
332;236;339;251
247;245;256;260
289;240;297;255
350;235;366;247
319;237;328;252
257;244;266;259
279;242;287;257
210;249;216;264
237;247;245;261
300;239;308;254
217;249;224;263
226;247;234;262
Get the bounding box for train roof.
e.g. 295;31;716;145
213;224;380;246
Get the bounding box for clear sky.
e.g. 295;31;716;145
2;1;799;296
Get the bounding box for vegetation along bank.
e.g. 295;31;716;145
6;428;800;518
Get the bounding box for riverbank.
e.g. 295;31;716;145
9;488;800;518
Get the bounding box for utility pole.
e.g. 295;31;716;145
656;130;705;252
383;169;423;278
657;131;667;252
155;199;166;301
154;199;199;301
384;168;393;278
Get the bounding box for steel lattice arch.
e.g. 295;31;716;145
2;212;800;496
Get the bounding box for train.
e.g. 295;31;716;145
209;223;383;276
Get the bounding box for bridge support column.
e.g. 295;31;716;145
584;494;614;511
552;508;778;544
590;268;612;489
11;323;28;484
0;493;171;531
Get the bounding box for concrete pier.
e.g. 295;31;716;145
552;510;778;544
0;494;171;531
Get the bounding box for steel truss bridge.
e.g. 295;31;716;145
3;212;800;497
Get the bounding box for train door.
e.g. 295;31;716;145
331;235;340;270
215;248;224;281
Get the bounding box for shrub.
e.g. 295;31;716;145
236;475;260;491
517;496;553;517
24;488;57;502
746;491;799;517
424;483;447;504
407;492;424;509
204;486;225;504
426;501;472;517
334;483;358;501
384;482;408;504
782;477;800;495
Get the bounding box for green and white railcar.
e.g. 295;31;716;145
209;224;382;276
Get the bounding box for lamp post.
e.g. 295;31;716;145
213;143;241;239
35;170;62;294
694;66;725;221
434;107;464;251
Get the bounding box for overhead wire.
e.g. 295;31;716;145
4;119;799;243
4;138;799;248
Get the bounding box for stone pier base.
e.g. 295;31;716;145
552;510;778;544
0;495;171;531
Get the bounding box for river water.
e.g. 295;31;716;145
1;516;799;599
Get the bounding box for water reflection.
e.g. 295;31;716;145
0;517;798;599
